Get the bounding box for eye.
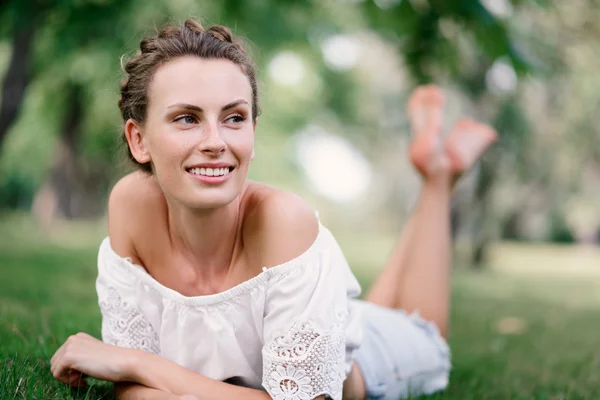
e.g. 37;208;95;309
174;115;197;125
224;114;246;124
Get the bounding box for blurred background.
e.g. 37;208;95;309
2;0;600;398
1;0;600;259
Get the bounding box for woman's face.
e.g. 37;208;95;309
129;56;256;210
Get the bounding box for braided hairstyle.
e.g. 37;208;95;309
119;19;259;173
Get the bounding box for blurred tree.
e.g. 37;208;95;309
0;0;44;152
0;0;134;216
0;0;573;263
32;82;82;220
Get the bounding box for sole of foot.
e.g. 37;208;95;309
445;119;498;175
407;85;446;177
407;84;445;133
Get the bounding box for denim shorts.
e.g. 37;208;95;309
352;300;451;400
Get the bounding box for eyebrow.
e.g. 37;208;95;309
167;99;249;112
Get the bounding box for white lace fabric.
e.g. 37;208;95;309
97;282;160;354
263;316;347;400
95;222;363;399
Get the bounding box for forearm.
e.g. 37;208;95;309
127;350;271;400
116;382;180;400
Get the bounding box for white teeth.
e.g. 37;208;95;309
189;167;231;177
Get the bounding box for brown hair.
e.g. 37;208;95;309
118;19;259;173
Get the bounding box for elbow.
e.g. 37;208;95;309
114;383;182;400
114;383;148;400
114;383;133;399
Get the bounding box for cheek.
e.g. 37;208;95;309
230;129;255;160
148;132;191;165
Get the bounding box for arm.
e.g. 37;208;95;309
124;350;271;400
115;383;181;400
116;384;324;400
50;332;321;400
50;333;271;399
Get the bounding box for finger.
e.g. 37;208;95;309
51;333;82;377
50;342;65;369
50;341;69;378
69;371;88;388
53;368;73;385
52;334;77;367
50;348;61;377
51;361;68;384
71;380;88;388
52;352;74;384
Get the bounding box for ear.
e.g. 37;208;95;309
124;119;151;164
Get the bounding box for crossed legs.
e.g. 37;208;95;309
364;85;498;338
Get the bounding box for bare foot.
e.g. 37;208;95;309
407;84;445;133
445;119;498;177
407;85;450;178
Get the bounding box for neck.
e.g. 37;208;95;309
166;194;243;277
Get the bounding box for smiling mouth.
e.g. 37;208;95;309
186;166;234;177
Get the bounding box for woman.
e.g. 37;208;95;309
50;19;497;400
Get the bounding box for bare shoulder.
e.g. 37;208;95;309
107;171;166;258
242;183;319;268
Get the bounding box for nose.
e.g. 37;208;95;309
199;122;226;156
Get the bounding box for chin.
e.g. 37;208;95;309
159;169;247;210
184;186;242;210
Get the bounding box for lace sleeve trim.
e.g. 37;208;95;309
262;313;347;400
97;282;160;354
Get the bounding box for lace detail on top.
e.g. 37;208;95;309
97;282;160;354
262;314;347;400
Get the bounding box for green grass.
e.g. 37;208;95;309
1;215;600;399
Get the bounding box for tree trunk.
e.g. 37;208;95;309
32;84;83;223
0;24;36;151
471;151;500;268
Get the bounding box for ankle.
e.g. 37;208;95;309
422;167;453;189
420;153;452;179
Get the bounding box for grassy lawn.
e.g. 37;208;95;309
1;214;600;399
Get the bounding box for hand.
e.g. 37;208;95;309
50;332;133;386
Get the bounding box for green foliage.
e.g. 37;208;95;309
360;0;536;85
0;170;36;209
493;96;531;178
549;220;576;244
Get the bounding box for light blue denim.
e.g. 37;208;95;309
351;300;451;400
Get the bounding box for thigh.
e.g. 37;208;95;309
352;300;451;400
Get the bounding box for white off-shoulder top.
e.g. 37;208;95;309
96;221;364;400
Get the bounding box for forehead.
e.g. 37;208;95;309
149;57;252;108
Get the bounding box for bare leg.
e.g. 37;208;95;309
365;86;445;309
364;86;498;337
363;217;417;309
394;166;452;336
